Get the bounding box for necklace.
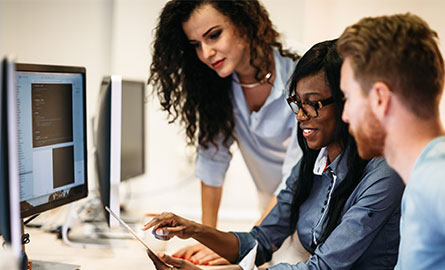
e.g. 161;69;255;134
233;72;272;88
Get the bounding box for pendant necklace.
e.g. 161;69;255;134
234;72;272;88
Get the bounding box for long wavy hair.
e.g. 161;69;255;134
148;0;299;148
288;40;369;248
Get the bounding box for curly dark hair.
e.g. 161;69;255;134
148;0;299;149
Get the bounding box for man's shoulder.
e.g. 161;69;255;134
416;136;445;165
412;136;445;183
408;138;445;215
411;161;445;192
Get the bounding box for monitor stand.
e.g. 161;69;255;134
30;260;80;270
62;199;134;249
21;220;80;270
62;202;115;248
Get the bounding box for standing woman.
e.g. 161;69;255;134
148;0;302;264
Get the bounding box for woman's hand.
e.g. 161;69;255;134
142;212;197;241
143;212;239;264
173;243;230;265
148;251;202;270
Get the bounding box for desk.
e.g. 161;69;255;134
26;226;158;269
23;203;254;270
25;225;246;270
20;168;258;270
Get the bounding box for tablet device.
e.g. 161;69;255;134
105;206;169;267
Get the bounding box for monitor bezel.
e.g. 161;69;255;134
15;63;88;218
1;56;23;257
95;75;122;228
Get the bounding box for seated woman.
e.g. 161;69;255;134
143;40;405;270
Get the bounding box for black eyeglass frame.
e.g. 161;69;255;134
286;95;334;118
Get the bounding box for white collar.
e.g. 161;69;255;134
313;147;329;175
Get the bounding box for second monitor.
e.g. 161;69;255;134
95;76;146;228
121;79;145;181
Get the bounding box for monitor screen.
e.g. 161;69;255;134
121;80;145;181
15;63;88;219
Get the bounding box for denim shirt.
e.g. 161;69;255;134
232;149;405;270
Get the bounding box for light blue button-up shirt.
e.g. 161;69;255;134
395;136;445;270
232;149;404;270
195;49;301;196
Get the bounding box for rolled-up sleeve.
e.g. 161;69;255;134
195;135;234;187
230;231;258;263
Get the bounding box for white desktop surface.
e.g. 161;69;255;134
25;223;246;270
25;226;181;269
22;173;255;270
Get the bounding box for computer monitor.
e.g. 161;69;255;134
95;75;122;228
95;76;146;228
0;57;22;259
121;80;145;181
14;63;88;219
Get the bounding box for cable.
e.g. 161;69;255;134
23;214;40;225
21;233;30;245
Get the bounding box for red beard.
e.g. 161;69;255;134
350;106;386;159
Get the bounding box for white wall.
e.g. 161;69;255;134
2;0;445;222
1;0;113;115
1;0;114;187
269;0;445;122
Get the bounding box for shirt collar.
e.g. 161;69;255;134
313;146;349;181
313;147;329;175
231;49;287;111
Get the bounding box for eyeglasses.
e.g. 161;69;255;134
286;95;334;118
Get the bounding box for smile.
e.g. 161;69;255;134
302;128;317;138
212;59;225;69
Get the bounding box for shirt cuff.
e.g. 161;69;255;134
238;242;259;270
230;232;258;263
195;153;230;187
